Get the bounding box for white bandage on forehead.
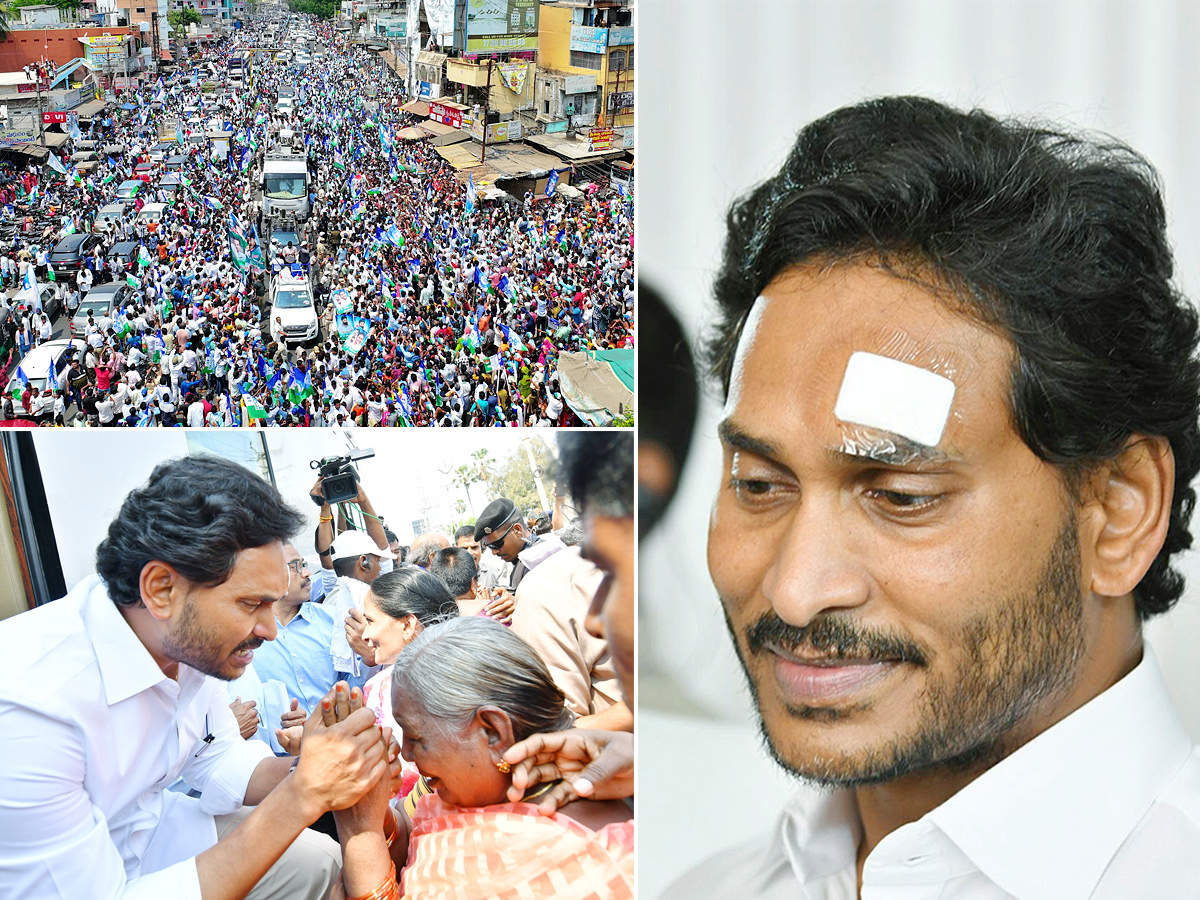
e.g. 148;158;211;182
834;351;957;447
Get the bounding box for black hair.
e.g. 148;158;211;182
96;456;305;608
453;524;475;543
428;547;477;597
707;95;1200;620
639;282;698;514
368;568;459;627
557;432;634;519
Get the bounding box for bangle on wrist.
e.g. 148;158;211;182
382;807;397;847
319;515;333;522
346;862;399;900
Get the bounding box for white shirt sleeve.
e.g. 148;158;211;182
0;703;203;900
177;682;273;816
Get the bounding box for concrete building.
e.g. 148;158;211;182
535;0;632;137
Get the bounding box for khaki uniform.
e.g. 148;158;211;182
511;547;620;718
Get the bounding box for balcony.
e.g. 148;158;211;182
446;58;490;88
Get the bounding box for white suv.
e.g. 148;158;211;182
269;271;318;346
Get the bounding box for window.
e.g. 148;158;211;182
569;50;602;70
542;99;549;114
136;6;145;10
610;50;625;71
628;48;634;69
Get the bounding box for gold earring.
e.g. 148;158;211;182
495;759;511;774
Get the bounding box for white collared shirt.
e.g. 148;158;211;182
0;576;274;900
661;645;1200;900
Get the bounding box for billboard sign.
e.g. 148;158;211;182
429;101;463;129
564;74;597;95
606;91;634;113
608;26;634;46
587;126;616;151
570;25;607;54
465;0;538;53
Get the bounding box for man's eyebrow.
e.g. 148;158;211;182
717;419;784;461
828;432;958;468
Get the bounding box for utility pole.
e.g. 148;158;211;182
35;68;46;147
480;55;492;163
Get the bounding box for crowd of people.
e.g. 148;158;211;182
0;432;635;898
0;13;635;426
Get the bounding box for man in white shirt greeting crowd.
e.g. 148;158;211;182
0;456;391;900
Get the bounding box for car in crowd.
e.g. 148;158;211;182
106;242;139;275
136;203;168;231
157;173;184;198
148;142;174;163
164;154;189;171
4;338;88;404
268;270;318;346
70;283;127;337
92;201;132;235
132;162;155;184
114;180;142;200
49;233;103;280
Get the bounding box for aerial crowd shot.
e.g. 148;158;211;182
0;2;635;427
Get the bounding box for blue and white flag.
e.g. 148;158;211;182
544;168;559;198
465;174;477;214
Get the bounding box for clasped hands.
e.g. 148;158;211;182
286;682;402;824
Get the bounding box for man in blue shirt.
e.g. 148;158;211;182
252;541;366;715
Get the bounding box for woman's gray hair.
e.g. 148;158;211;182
391;617;574;740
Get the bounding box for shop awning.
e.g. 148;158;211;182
400;99;429;116
558;350;634;426
74;98;108;120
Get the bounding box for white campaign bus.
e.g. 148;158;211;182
261;149;310;220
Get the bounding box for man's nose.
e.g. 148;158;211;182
759;491;870;626
255;605;278;642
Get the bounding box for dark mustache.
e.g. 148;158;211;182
235;639;264;652
746;612;928;666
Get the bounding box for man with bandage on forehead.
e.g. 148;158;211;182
662;96;1200;899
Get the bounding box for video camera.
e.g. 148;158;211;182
310;448;375;505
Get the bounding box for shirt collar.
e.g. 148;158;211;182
925;643;1192;900
78;574;171;706
776;644;1191;900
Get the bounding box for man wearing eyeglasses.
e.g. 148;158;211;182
251;542;368;728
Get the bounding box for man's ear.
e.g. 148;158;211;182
138;560;186;621
1083;435;1174;598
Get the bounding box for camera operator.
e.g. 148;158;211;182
310;474;394;677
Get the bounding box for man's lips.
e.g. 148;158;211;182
766;643;905;704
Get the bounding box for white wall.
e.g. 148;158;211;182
33;430;557;595
638;1;1200;895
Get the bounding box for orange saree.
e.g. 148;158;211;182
399;794;634;900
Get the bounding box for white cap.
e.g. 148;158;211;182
330;529;395;561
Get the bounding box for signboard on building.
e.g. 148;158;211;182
564;74;597;95
587;126;616;151
468;119;521;143
570;25;608;54
418;81;442;100
0;130;38;147
42;112;68;124
608;25;633;46
80;34;127;64
465;0;538;53
606;91;634;113
429;100;463;128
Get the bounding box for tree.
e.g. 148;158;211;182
450;463;478;515
168;7;201;31
488;438;556;516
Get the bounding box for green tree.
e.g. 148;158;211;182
168;7;201;31
489;438;556;516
